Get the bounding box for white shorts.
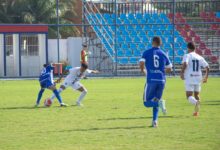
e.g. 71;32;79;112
62;79;83;90
185;84;201;92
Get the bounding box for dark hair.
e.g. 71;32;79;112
152;36;162;46
82;44;87;47
81;63;88;69
187;42;195;51
43;64;49;67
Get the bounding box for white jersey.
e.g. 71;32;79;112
65;67;92;83
182;52;209;85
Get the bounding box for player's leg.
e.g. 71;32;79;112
152;107;159;127
143;83;159;108
156;83;166;115
143;83;159;127
193;85;201;116
48;85;67;107
35;88;45;106
51;85;66;102
185;84;197;105
76;86;88;106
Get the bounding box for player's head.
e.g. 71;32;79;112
43;63;50;68
82;44;87;50
80;63;88;72
187;42;195;52
152;36;162;47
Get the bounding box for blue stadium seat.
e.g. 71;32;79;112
125;49;133;57
140;19;147;24
134;36;141;43
130;30;137;36
130;43;137;49
118;57;128;64
129;57;138;64
177;49;185;56
133;50;141;57
121;44;128;50
128;13;135;20
127;25;134;31
122;30;128;35
155;30;162;36
138;43;145;50
217;12;220;18
136;13;143;20
125;36;132;42
120;14;127;20
140;35;148;42
136;25;142;31
147;18;155;24
147;30;154;36
144;14;151;20
152;25;159;30
167;25;174;30
124;19;130;24
117;50;124;57
143;25;151;30
163;30;171;35
174;57;182;64
132;19;139;24
139;30;146;36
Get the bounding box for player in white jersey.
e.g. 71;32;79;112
50;64;99;106
180;42;209;116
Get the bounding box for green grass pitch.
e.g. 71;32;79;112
0;77;220;150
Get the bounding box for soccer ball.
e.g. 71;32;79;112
44;98;52;107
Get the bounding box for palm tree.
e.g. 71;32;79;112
0;0;81;38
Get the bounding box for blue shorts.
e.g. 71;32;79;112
143;82;165;102
40;80;53;89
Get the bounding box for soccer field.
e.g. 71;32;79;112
0;77;219;150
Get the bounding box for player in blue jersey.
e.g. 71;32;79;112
35;64;67;107
139;36;172;127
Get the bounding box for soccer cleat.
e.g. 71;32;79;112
76;102;84;107
152;121;158;128
159;99;167;115
34;104;39;107
193;112;199;116
60;103;68;107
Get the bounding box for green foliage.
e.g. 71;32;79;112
0;0;80;38
0;78;220;150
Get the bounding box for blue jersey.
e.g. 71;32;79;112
39;65;54;83
141;47;172;84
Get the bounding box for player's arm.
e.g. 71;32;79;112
180;54;188;80
202;59;209;83
87;69;99;74
164;54;173;73
55;69;69;83
139;52;146;75
180;62;187;80
139;61;146;75
203;66;209;83
91;70;99;74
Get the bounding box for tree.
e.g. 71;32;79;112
0;0;81;38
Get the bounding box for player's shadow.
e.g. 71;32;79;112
0;106;47;110
49;125;147;133
202;100;220;106
98;116;174;121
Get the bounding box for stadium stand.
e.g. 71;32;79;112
86;13;187;65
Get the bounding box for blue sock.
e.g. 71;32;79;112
53;89;63;104
153;107;159;122
36;89;45;105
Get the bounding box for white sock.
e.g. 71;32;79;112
77;90;87;104
188;96;197;105
51;88;63;102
